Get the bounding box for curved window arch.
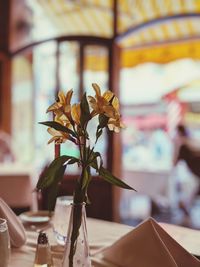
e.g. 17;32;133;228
11;37;113;175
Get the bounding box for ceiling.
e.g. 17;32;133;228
11;0;200;66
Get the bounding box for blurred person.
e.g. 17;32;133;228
173;124;200;176
0;131;15;163
173;124;200;217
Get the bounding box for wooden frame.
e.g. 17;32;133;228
0;0;11;134
0;54;11;134
0;59;3;126
4;0;122;221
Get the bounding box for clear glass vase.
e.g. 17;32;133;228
62;203;91;267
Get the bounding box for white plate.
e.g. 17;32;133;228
19;211;52;224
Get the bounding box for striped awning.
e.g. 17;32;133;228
16;0;200;66
121;40;200;67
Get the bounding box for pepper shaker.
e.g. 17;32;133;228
34;232;54;267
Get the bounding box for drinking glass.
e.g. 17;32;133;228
52;196;73;245
0;218;10;267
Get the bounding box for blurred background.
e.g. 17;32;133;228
1;0;200;228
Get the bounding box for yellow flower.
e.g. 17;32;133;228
108;115;126;133
88;83;115;118
47;128;70;144
71;103;81;125
54;110;71;127
46;90;73;116
112;96;120;112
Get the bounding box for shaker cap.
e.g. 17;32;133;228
37;232;48;245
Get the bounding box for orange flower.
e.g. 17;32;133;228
47;90;73;118
111;95;120;113
108;114;126;133
88;83;115;118
71;103;81;125
47;128;70;144
54;110;71;128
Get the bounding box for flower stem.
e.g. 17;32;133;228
68;130;89;266
68;169;86;267
69;202;83;267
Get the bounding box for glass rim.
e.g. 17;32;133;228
56;195;73;204
70;202;86;206
0;218;8;232
0;218;7;225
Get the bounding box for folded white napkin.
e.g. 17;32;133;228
0;197;26;247
100;217;200;267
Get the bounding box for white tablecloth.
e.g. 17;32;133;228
9;218;200;266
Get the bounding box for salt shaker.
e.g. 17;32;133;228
34;232;54;267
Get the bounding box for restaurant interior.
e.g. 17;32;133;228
1;0;200;259
2;0;200;266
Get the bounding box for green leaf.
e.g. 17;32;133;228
93;165;136;191
85;146;90;161
36;155;80;211
81;168;90;190
46;180;60;211
95;114;109;143
89;151;103;170
36;155;79;190
67;157;80;165
95;128;102;143
39;121;77;138
80;93;91;127
98;114;109;128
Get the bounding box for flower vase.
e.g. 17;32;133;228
62;203;91;267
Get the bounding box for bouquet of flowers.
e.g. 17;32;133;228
36;83;135;266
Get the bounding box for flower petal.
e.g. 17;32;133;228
46;102;62;113
112;96;119;111
47;127;69;144
108;116;125;133
47;127;62;137
65;89;73;105
71;103;81;125
58;91;66;104
103;106;115;118
103;90;113;102
92;83;101;96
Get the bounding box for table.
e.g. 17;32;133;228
9;218;200;266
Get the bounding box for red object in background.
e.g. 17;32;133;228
123;88;189;134
124;114;167;130
163;88;189;134
163;89;179;101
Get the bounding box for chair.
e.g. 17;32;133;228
37;174;113;221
